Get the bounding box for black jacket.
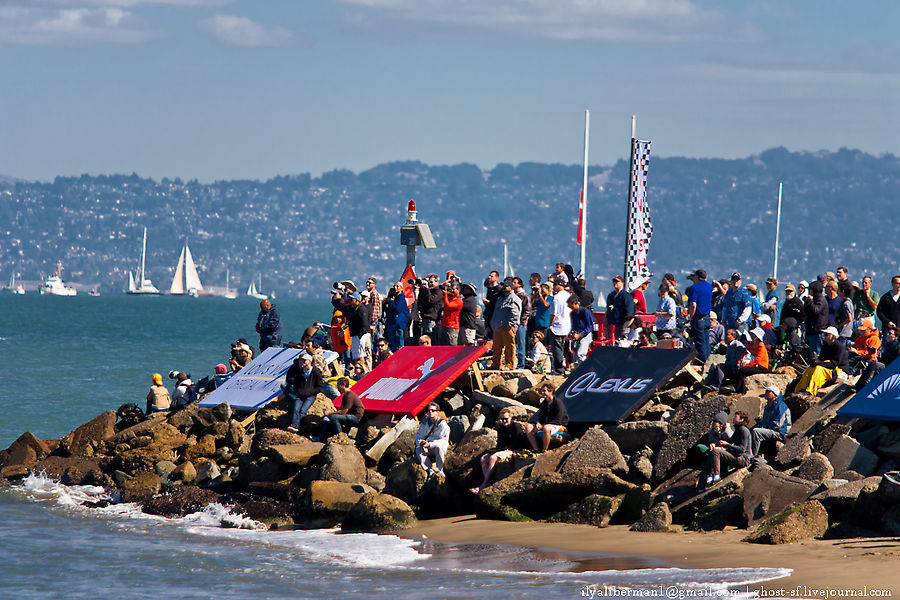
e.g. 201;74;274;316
418;286;444;321
780;296;804;328
290;366;323;399
877;292;900;332
531;398;569;426
803;289;829;335
724;425;752;464
460;295;479;330
819;339;849;371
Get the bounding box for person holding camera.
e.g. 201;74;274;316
482;270;502;338
459;282;479;345
418;273;444;342
229;338;253;372
441;279;463;345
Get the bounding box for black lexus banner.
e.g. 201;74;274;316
556;346;695;423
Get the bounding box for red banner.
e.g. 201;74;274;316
348;344;488;415
400;264;417;308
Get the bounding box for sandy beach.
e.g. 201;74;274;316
408;516;900;593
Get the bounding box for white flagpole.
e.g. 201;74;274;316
774;182;783;279
624;116;636;289
580;109;590;280
503;242;508;279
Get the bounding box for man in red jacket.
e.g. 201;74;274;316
441;281;463;345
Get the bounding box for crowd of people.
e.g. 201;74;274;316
144;261;900;477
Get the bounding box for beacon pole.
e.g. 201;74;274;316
399;199;436;269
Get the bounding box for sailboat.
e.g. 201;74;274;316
223;268;237;299
127;227;161;295
169;242;205;297
6;272;25;295
39;262;77;296
246;273;268;300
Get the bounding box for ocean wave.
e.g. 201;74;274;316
8;474;790;592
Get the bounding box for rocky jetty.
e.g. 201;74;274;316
2;368;899;543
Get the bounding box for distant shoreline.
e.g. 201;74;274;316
405;517;900;592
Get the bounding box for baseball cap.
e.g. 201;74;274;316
612;275;623;282
762;385;780;396
799;280;809;288
823;326;839;337
731;272;741;281
757;314;771;324
784;284;796;292
348;292;362;301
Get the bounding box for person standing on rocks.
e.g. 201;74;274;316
706;410;751;486
256;299;283;351
525;383;568;452
686;269;713;364
490;279;521;370
146;372;171;414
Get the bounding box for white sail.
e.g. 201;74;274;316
184;244;203;292
247;281;257;296
170;246;185;294
128;271;136;292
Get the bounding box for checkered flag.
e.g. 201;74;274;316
625;139;652;288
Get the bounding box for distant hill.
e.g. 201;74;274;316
0;147;897;298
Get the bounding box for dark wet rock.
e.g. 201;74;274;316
319;437;367;484
444;428;497;490
415;472;470;519
881;505;900;535
547;494;622;527
877;430;900;458
236;453;302;486
689;494;745;531
245;481;305;505
654;395;728;481
826;435;879;477
59;411;117;458
560;426;626;475
142;485;222;517
629;502;672;532
121;471;162;502
447;415;470;445
306;480;375;528
742;466;818;526
384;459;428;505
498;470;636;520
608;421;668;455
745;500;828;544
812;423;852;455
784;392;817;422
228;494;296;530
793;452;834;484
669;467;749;524
653;468;705;508
377;428;416;474
341;492;417;533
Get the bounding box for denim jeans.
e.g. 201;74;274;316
291;395;317;428
323;382;340;400
515;325;527;367
690;314;711;362
806;332;823;360
320;413;360;441
386;325;405;352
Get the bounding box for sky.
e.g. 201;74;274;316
1;0;898;182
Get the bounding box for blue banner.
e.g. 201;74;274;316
838;358;900;422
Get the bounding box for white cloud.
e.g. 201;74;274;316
0;6;158;44
333;0;762;43
199;14;293;47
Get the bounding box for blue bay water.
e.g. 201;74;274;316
0;294;789;599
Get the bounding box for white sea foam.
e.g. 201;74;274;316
10;474;791;591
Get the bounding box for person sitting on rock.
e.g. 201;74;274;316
471;407;524;493
694;411;732;486
708;311;725;349
415;402;451;476
706;411;752;486
284;353;324;433
525;383;569;452
146;372;171;414
755;314;777;355
852;318;883;390
704;328;745;389
728;327;769;394
317;377;365;442
229;339;254;372
751;385;792;458
795;326;848;396
527;330;551;373
169;370;194;410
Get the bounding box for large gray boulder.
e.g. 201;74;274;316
560;426;627;475
548;494;622;527
742;465;818;526
793;452;834;484
654;395;728;481
745;500;828;544
445;428;497;490
306;480;375;528
608;421;668;454
319;437;368;484
341;492;417;533
629;502;672;532
826;435;879;477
